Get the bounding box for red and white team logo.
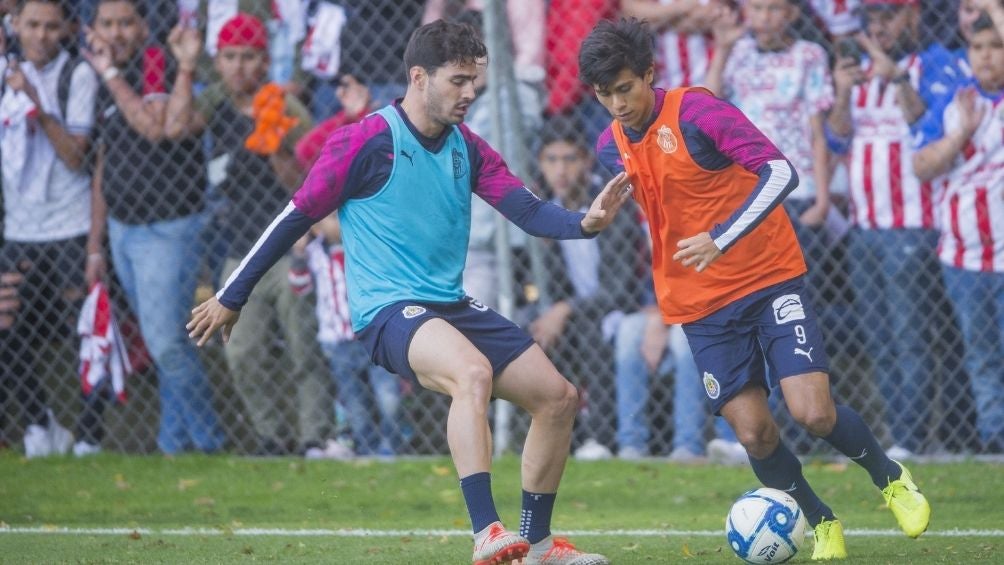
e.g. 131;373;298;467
657;125;678;154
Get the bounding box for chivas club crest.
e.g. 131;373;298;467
452;148;468;179
402;305;427;319
703;371;721;399
657;125;678;154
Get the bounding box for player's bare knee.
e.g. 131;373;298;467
736;420;779;458
450;360;494;404
794;408;836;437
533;380;579;422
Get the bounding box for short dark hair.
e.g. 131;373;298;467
972;12;999;35
16;0;70;18
94;0;147;20
578;18;654;88
538;115;589;154
403;19;487;75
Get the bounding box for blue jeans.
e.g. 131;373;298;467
320;340;404;456
846;228;943;452
615;312;735;454
942;266;1004;450
108;214;224;454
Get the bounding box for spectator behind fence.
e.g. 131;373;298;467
826;0;964;459
317;0;423;115
187;19;632;564
912;12;1004;454
76;0;223;455
452;7;543;311
289;213;406;457
615;278;748;463
706;0;834;305
294;73;372;170
0;0;98;458
528;117;646;461
620;0;721;90
166;13;334;456
545;0;617;144
198;0;305;93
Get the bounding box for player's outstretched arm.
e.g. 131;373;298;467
187;297;240;347
581;172;633;234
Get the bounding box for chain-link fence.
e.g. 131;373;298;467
0;0;1000;461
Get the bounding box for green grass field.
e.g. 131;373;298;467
1;453;1001;563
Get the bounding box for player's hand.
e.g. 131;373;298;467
581;172;633;234
673;232;723;272
186;296;240;347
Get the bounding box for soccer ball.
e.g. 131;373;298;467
726;487;807;563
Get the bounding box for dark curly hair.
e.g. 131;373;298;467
578;18;655;88
403;19;488;76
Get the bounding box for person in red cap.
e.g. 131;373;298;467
164;14;335;458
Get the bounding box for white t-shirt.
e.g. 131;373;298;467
723;37;834;201
0;51;98;242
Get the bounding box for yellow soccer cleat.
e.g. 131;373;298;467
882;461;931;538
811;518;848;561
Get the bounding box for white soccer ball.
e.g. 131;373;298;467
725;487;807;564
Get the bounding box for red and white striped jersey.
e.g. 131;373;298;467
936;95;1004;273
305;238;356;344
847;55;936;230
653;1;712;89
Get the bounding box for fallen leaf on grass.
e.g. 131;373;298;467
177;479;199;492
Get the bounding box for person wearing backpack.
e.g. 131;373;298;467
0;0;99;458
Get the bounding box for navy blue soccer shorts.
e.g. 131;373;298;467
681;276;831;414
356;296;535;383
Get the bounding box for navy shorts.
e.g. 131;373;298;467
681;277;830;414
356;296;535;383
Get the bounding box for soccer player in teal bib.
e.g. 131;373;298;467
186;19;632;565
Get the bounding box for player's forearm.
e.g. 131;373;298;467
494;188;592;239
710;159;799;252
217;202;314;309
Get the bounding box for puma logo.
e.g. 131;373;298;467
399;149;415;165
794;347;814;362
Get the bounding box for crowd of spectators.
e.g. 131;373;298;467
0;0;1000;459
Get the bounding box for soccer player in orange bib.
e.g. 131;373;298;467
579;18;931;560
